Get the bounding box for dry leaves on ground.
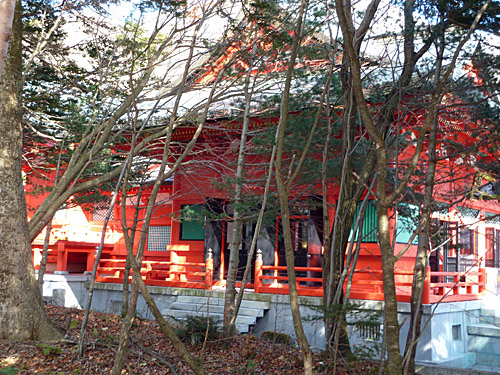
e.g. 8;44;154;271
0;306;377;374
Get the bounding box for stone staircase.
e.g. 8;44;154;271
161;295;271;333
467;307;500;371
477;307;500;326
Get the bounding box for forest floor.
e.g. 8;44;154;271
0;305;378;374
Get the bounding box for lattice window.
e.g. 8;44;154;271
148;226;171;252
457;206;480;219
93;201;114;221
434;202;450;215
485;212;500;225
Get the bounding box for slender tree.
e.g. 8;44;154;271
223;22;260;337
0;0;61;341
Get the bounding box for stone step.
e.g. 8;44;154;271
481;308;498;317
479;308;500;326
468;324;500;364
170;302;265;317
162;309;255;333
176;295;271;310
480;308;500;317
163;309;257;325
468;324;500;338
479;316;500;326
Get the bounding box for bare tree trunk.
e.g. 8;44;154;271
37;140;64;293
275;184;314;375
0;0;16;80
224;221;243;337
112;146;177;374
323;0;381;357
224;26;260;337
128;257;206;375
329;181;375;363
0;1;61;341
121;185;143;317
377;201;403;373
77;160;128;356
231;145;276;327
121;244;133;317
37;220;53;294
112;140;206;375
273;2;313;373
402;26;445;375
324;82;358;357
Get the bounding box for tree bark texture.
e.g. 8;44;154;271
377;201;403;373
323;77;357;356
224;30;259;336
0;1;61;341
0;0;16;80
273;1;313;373
223;220;241;337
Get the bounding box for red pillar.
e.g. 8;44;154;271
170;250;178;281
453;274;460;295
255;249;263;293
478;267;486;295
422;266;431;304
86;246;98;273
205;248;213;289
56;241;68;274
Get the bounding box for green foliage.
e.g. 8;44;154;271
178;204;207;221
134;0;187;16
23;1;94;144
351;342;381;362
174;315;221;345
306;303;383;366
415;0;500;34
0;362;18;375
22;1;124;210
237;356;257;375
37;343;62;356
0;368;17;375
250;109;343;185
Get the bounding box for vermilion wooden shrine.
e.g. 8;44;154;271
26;105;499;305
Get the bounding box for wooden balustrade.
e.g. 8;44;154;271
253;252;487;302
96;249;215;290
428;267;486;303
94;248;486;303
253;250;323;296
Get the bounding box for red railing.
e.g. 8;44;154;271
254;250;323;296
253;260;486;303
427;269;486;303
94;249;486;303
96;251;214;290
